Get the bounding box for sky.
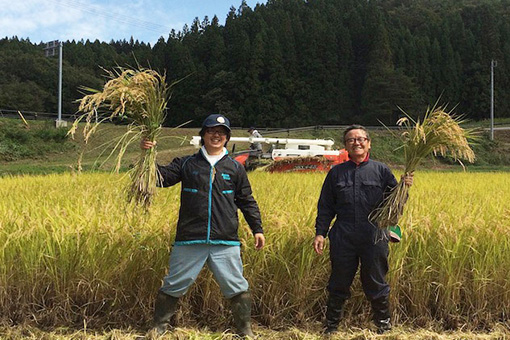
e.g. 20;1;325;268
1;0;267;45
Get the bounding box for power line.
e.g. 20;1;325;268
48;0;172;34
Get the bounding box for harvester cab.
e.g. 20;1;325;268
189;136;349;172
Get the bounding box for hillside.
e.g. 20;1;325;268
1;118;509;175
2;0;510;127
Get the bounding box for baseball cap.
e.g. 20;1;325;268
202;114;231;131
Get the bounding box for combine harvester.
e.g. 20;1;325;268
190;136;349;172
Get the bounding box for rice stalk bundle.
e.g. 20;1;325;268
68;67;172;208
370;106;477;229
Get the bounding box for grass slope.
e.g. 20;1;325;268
1;118;510;176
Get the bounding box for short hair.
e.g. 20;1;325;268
343;124;370;143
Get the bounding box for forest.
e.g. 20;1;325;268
1;0;509;128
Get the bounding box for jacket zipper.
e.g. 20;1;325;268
207;166;214;243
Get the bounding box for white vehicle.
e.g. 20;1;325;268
190;136;339;159
190;136;349;171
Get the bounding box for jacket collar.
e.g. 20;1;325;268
348;153;370;166
199;146;229;165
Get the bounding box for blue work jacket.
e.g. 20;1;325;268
315;159;397;242
157;149;263;246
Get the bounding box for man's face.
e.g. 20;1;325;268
203;126;229;152
344;129;371;159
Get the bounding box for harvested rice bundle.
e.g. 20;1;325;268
69;67;173;208
370;106;476;229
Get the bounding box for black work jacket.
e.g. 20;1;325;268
315;159;397;241
157;149;263;245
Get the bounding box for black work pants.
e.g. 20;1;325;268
327;232;390;301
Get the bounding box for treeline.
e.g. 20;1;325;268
1;0;510;127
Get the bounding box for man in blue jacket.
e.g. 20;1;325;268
142;114;265;338
313;124;412;334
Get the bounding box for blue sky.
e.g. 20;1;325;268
1;0;267;45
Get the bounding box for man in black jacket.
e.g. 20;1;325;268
313;124;412;334
142;114;265;337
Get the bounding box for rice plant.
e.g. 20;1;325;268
1;171;509;332
370;106;477;229
68;67;174;208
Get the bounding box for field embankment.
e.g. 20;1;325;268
2;118;510;175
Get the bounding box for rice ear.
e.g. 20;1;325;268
70;66;176;209
370;105;477;229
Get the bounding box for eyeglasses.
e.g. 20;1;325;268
345;137;369;144
205;128;227;136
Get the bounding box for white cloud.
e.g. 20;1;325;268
0;0;266;44
0;0;85;42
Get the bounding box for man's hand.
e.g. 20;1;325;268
140;139;156;150
254;233;265;250
313;235;325;255
401;172;414;187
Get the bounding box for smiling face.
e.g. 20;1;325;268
202;126;229;155
344;128;371;162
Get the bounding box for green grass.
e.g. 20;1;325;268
1;118;510;176
468;117;510;127
0;118;74;162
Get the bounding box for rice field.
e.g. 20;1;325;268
1;170;510;338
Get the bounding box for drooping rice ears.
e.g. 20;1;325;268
68;67;174;208
371;105;478;229
396;105;478;173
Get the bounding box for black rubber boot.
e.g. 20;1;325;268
324;293;346;334
230;291;255;338
152;291;179;335
371;296;392;334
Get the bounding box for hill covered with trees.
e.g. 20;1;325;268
1;0;509;128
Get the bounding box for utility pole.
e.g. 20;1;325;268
490;59;497;140
57;41;63;127
44;40;67;128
